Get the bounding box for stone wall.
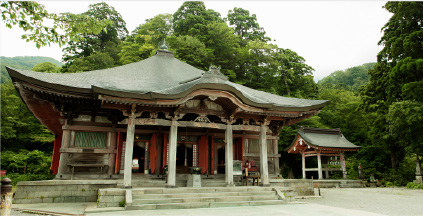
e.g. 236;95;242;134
269;179;314;196
97;188;126;208
14;180;118;204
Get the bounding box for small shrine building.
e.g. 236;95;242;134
7;47;328;188
287;127;360;179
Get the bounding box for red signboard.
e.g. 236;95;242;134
0;170;6;176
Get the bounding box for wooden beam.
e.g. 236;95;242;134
59;148;116;154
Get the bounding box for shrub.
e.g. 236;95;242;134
406;182;423;189
119;200;126;207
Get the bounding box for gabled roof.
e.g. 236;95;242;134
287;127;360;153
6;50;328;112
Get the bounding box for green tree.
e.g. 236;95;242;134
173;1;223;43
1;1;111;48
361;2;423;170
167;35;211;70
226;7;270;46
388;101;423;176
61;2;128;72
118;14;172;65
32;62;60;73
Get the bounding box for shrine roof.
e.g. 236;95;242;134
287;127;360;153
6;50;328;111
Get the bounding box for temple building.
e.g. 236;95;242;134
7;47;328;188
287;127;360;179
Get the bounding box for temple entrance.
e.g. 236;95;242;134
217;145;225;174
176;143;193;173
133;142;145;174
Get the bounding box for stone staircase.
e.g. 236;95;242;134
129;174;243;188
126;187;288;210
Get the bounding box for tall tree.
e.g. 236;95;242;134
173;1;223;43
119;14;172;65
361;2;423;170
61;2;128;72
226;7;270;46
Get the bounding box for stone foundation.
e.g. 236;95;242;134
97;188;126;208
14;180;118;204
313;179;363;188
269;179;314;196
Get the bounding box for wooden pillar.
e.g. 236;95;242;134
273;139;279;176
50;133;62;175
340;152;347;179
325;164;329;179
317;150;323;180
123;106;139;188
57;128;71;178
184;144;188;166
167;117;178;187
302;151;306;179
225;120;234;185
259;123;269;185
144;141;149;174
108;132;117;176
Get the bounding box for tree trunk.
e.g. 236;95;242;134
283;75;290;96
390;146;398;170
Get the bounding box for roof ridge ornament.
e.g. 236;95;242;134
155;38;173;56
159;38;169;50
203;65;228;81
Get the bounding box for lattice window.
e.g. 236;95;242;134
74;131;107;148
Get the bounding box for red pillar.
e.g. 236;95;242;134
115;132;123;174
50;133;62;175
198;135;208;174
235;138;243;160
149;133;158;174
210;136;215;174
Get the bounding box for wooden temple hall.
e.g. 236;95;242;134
287;127;360;180
7;47;328;188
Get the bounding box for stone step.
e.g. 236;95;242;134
133;191;276;200
133;195;280;205
132;186;276;195
126;200;284;210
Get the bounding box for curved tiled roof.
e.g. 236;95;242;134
6;50;328;111
298;127;360;149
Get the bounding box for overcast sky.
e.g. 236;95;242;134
0;1;392;81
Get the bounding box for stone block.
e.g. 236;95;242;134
99;195;114;203
64;196;76;203
113;195;124;203
71;191;82;196
106;189;125;196
75;196;86;202
61;191;73;196
53;197;64;203
66;185;78;191
86;196;97;202
98;189;107;196
42;198;54;203
106;202;119;207
187;174;202;187
97;202;107;208
30;198;43;204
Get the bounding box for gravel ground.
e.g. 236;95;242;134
305;187;423;216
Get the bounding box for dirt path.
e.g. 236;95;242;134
305;187;423;216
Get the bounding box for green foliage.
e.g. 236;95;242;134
1;56;63;82
32;62;60;73
61;2;127;72
1;150;54;185
119;199;126;207
361;2;423;171
227;7;270;46
406;182;423;189
1;1;112;48
318;63;374;92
